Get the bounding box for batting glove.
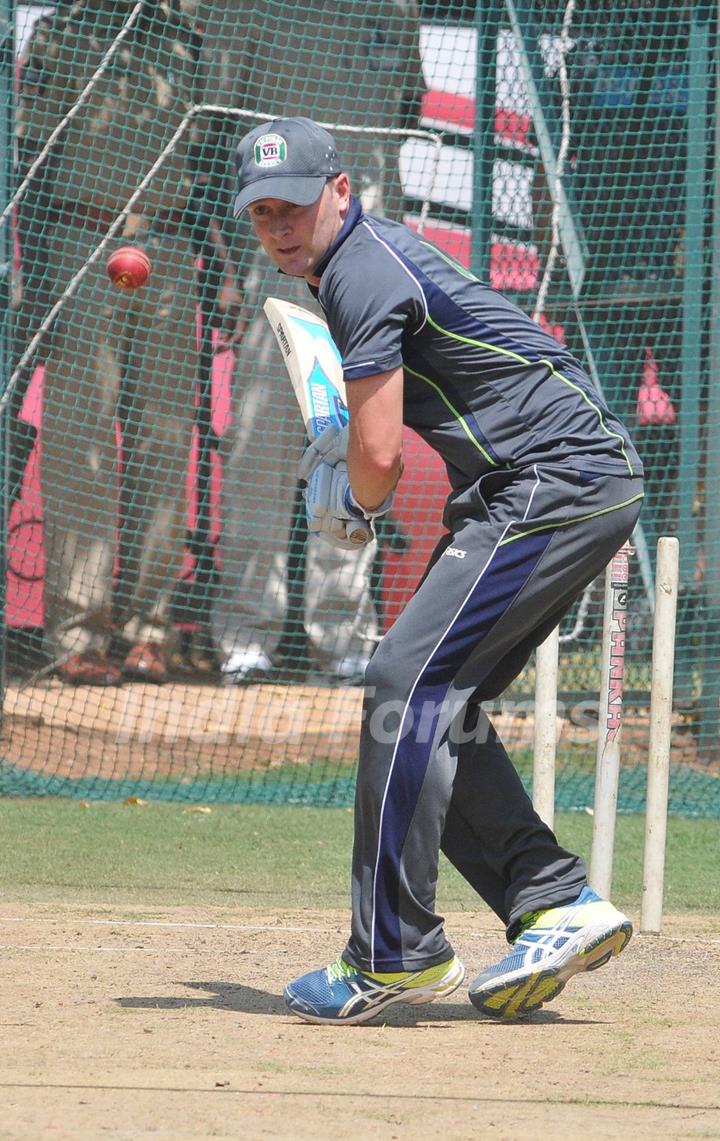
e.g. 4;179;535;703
298;423;348;481
303;459;393;550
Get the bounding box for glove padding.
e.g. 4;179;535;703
298;422;348;482
303;459;393;550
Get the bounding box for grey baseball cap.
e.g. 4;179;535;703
233;117;341;218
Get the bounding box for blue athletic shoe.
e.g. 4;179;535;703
468;886;633;1021
284;955;465;1025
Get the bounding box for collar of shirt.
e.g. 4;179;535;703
309;194;364;284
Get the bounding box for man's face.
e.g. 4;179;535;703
246;173;350;282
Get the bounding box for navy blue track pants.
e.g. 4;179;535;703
344;464;644;972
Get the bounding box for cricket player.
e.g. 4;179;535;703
232;117;644;1024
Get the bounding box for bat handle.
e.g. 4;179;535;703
347;520;374;546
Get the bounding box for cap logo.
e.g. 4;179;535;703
253;133;287;168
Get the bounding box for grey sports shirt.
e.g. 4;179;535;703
310;198;643;492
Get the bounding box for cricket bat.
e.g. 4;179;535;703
263;296;373;546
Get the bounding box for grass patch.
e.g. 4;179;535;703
0;798;717;916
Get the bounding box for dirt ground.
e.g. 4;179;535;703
0;904;718;1140
4;678;711;785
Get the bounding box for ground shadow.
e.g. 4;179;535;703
115;980;604;1025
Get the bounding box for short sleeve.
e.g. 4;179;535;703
321;233;424;381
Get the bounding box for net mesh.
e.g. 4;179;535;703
1;0;718;816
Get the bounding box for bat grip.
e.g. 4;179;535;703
347;520;374;546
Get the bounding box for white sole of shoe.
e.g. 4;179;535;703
468;918;632;1021
285;958;466;1026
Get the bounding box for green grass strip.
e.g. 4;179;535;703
0;799;717;916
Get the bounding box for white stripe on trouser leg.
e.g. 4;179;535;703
367;473;543;968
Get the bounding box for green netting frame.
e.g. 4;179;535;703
0;1;718;817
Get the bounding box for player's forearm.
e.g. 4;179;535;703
344;368;404;512
347;449;403;514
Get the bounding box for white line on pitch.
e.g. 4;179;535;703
5;917;713;944
0;917;504;941
0;917;337;926
0;943;237;953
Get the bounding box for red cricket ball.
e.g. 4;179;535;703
106;245;151;290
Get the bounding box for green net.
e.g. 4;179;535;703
1;0;718;817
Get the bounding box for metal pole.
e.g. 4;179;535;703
677;2;711;590
503;0;586;296
697;3;720;757
0;0;14;717
472;2;500;278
